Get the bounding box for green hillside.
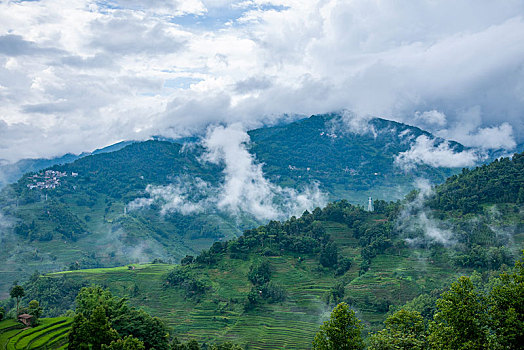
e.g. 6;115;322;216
0;317;72;349
0;114;470;296
25;223;467;349
2;150;524;348
249;114;460;200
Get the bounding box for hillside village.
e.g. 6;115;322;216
26;170;78;190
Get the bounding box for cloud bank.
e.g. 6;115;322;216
0;0;523;163
395;135;479;170
129;124;327;221
396;179;454;246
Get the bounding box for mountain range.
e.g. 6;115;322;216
0;112;510;296
7;145;523;348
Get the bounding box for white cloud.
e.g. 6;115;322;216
201;123;326;220
395;135;479;170
441;122;517;150
100;0;207;17
128;178;207;216
129;124;327;221
0;0;523;163
413;110;447;128
396;179;454;246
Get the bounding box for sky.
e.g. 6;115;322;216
1;0;524;163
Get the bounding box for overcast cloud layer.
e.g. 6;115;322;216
1;0;523;162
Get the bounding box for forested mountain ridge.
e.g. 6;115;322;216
248;114;461;198
0;113;488;296
429;151;524;213
6;150;523;348
0;141;133;189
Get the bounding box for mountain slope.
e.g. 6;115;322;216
0;113;472;295
0;141;133;189
249;114;461;201
10;151;524;348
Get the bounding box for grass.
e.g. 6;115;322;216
0;317;71;350
37;220;481;349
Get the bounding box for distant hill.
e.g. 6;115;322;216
0;113;483;295
0;141;133;188
249;114;462;201
12;151;524;347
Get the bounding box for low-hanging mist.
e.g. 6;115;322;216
394;135;480;170
395;179;455;246
129;124;328;221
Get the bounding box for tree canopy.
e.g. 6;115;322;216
312;302;364;350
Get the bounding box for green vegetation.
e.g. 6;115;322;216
367;251;524;349
0;317;72;349
0;113;466;295
429;152;524;213
9;286;24;317
368;309;426;350
248;114;458;198
68;286;169;350
312;302;364;350
0;122;523;348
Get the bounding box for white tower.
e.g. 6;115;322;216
367;197;374;212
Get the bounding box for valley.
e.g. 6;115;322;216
1;115;523;349
0;114;468;295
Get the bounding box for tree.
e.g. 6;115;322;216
247;261;271;286
111;308;170;350
70;286;170;350
68;306;119;350
68;314;91;350
368;309;426;350
180;255;194;266
26;300;42;325
10;285;25;317
171;338;200;350
428;276;489;350
75;286;123;319
489;252;524;349
0;307;5;321
319;242;338;268
312;302;364;350
102;336;145;350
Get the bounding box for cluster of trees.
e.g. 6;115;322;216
13;220;51;241
0;284;43;325
314;200;399;273
429;152;524;214
164;268;209;300
68;286;170;349
12;199;87;242
68;286;243;350
313;252;524;349
245;260;286;309
454;244;514;270
2;273;89;318
186;200;397;277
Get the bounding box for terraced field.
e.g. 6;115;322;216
39;221;470;349
0;317;71;349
